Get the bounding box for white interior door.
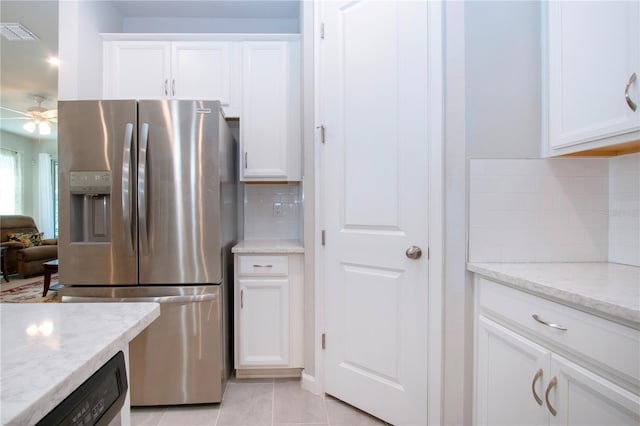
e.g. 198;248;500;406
321;1;430;424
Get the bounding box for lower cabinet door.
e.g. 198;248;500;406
476;316;551;426
238;278;290;367
549;354;640;426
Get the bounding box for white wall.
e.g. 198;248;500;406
122;17;298;34
58;1;122;100
465;0;541;158
609;153;640;266
443;1;472;424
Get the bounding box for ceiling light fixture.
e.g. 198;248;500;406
22;121;36;133
47;56;60;67
38;121;52;135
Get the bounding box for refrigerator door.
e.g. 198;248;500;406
60;285;226;404
58;100;138;285
137;100;222;284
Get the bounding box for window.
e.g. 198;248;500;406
0;148;22;214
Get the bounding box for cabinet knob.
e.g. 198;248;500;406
164;79;168;96
625;72;637;112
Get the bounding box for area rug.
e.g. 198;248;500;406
0;275;60;303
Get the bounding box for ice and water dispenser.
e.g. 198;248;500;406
69;171;112;243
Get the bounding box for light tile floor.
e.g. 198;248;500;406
131;377;389;426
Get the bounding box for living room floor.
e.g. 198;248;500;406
131;377;389;426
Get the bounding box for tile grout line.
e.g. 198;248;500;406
322;392;330;426
271;381;276;426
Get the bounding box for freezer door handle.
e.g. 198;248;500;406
61;293;217;304
122;123;134;255
138;123;150;256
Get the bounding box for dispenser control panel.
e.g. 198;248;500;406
70;172;112;195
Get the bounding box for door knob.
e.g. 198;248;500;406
406;246;422;259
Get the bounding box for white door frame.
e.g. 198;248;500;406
310;1;444;424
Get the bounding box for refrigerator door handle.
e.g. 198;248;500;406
122;123;134;255
61;294;217;304
138;123;150;256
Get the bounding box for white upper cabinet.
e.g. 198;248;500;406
103;41;170;99
240;41;301;181
547;1;640;155
103;40;240;117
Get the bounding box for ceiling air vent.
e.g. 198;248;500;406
0;22;39;41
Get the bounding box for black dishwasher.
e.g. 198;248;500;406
36;351;128;426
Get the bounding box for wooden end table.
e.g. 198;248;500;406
1;247;9;282
43;259;59;297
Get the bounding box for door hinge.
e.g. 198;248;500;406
320;22;325;40
322;333;326;349
318;125;325;144
427;247;430;259
321;230;326;246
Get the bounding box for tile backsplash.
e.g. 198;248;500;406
469;158;610;263
243;183;302;240
469;154;640;265
609;153;640;266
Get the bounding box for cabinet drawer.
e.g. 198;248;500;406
477;278;640;384
238;255;288;275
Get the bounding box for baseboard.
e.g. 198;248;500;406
301;370;322;395
234;368;302;379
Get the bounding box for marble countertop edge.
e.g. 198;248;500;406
467;262;640;328
232;239;304;253
2;303;160;426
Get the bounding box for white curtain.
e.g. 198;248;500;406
0;148;22;214
38;153;54;239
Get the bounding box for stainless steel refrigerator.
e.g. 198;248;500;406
57;100;237;405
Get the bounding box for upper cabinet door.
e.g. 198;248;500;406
240;41;301;181
547;1;640;153
104;41;170;99
171;42;233;105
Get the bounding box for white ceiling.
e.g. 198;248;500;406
0;0;59;141
0;0;299;141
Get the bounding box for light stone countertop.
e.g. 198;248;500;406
232;239;304;254
467;262;640;328
0;303;160;426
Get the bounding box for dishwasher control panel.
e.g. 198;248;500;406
37;351;128;426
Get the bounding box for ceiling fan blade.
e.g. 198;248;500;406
42;109;58;119
50;118;58;123
0;106;30;117
0;116;30;120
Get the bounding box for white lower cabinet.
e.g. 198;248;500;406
475;277;640;426
476;316;550;425
551;354;640;426
234;253;303;376
238;278;289;366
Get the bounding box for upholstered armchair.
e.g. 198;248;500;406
0;215;58;277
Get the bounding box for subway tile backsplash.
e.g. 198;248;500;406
469;158;610;263
243;183;302;240
609;153;640;266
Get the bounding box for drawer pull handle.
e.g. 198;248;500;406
531;368;543;406
532;314;567;331
545;376;558;416
253;264;273;268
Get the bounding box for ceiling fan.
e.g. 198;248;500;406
0;95;57;136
